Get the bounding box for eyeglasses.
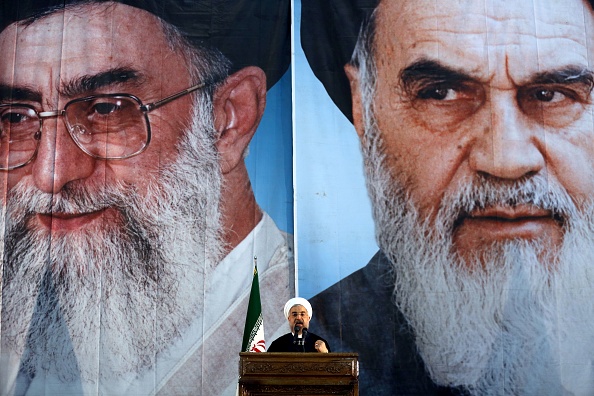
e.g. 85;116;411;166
0;82;207;171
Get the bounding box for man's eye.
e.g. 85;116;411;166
1;112;29;124
532;89;566;103
521;85;589;106
93;102;121;115
401;80;484;133
518;85;589;128
417;85;459;101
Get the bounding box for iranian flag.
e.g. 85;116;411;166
241;262;266;352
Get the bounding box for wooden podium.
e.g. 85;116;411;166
238;352;359;395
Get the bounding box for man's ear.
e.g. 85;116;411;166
344;64;365;140
213;66;267;174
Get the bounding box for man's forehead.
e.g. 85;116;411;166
13;3;153;37
377;0;591;24
290;305;307;313
374;0;594;84
375;0;593;42
0;3;188;98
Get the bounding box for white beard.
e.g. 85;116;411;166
0;114;224;386
361;117;594;395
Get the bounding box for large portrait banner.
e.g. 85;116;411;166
300;0;594;395
0;1;293;395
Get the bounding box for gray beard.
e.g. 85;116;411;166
361;118;594;395
0;116;224;385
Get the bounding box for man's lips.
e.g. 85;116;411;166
36;209;109;232
469;205;555;220
454;204;563;240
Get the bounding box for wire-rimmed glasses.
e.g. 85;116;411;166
0;82;207;171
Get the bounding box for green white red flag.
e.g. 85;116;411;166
241;260;266;352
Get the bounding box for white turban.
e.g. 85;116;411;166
283;297;312;319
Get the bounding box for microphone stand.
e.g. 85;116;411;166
301;328;308;352
293;326;301;346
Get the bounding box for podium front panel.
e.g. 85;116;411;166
238;352;359;395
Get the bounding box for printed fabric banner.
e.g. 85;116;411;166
298;0;594;395
0;1;292;395
2;0;594;395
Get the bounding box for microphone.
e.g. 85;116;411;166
300;327;308;352
293;325;301;344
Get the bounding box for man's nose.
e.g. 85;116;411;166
469;93;546;180
31;118;96;193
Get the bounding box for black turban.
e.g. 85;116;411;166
1;0;290;89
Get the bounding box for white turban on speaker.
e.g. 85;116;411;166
283;297;312;319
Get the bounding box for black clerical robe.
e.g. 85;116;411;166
268;332;331;353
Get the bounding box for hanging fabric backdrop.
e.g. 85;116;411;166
2;0;594;395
